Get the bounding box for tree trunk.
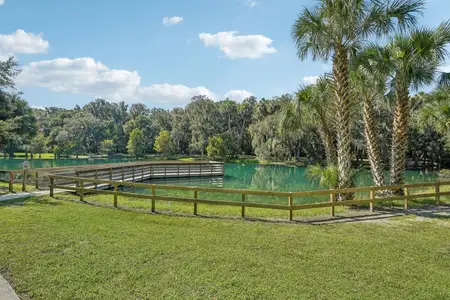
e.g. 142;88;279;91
318;129;337;166
390;81;409;194
363;96;386;187
39;153;42;159
333;44;353;200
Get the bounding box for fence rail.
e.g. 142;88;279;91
48;174;450;220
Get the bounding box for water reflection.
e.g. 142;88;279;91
145;176;224;188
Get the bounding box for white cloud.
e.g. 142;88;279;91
224;89;253;101
303;76;319;85
139;84;216;104
0;29;49;60
246;0;258;7
0;0;4;6
17;57;217;105
199;31;276;59
162;16;184;26
439;65;450;73
31;105;45;110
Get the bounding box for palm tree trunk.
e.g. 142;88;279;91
390;82;409;194
318;129;337;166
363;97;386;187
333;45;353;200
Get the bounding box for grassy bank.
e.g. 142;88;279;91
1;195;450;299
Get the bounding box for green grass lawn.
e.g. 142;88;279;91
1;194;450;299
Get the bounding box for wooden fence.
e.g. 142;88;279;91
48;174;450;220
0;161;224;193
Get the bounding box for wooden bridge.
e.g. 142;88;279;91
0;161;224;192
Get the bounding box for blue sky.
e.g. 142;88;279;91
1;0;449;109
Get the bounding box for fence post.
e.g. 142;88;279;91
330;192;335;216
132;166;135;181
113;183;118;207
404;187;409;210
109;168;113;188
79;181;84;201
9;171;14;193
369;188;375;212
435;181;440;206
35;171;39;189
75;171;80;188
241;193;246;218
122;167;125;181
210;163;212;176
22;169;27;192
94;169;98;188
288;193;293;221
194;189;198;215
151;185;156;213
49;177;54;197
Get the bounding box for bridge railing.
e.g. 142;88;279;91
0;161;224;193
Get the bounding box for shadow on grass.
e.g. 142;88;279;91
0;197;62;207
51;194;450;225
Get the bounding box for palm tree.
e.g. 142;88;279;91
350;64;387;187
282;77;337;166
292;0;424;198
364;22;450;191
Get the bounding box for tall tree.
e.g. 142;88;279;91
350;63;387;187
127;128;145;158
292;0;424;197
186;96;220;155
365;22;450;189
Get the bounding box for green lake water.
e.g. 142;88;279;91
127;163;437;205
0;158;136;170
1;159;437;204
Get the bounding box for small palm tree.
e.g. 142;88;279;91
307;164;339;189
282;77;337;166
292;0;424;198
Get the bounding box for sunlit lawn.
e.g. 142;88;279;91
1;194;450;299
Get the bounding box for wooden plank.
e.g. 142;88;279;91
79;181;84;201
151;185;156;213
49;177;54;197
404;187;409;210
435;182;440;206
9;172;14;193
288;194;293;221
194;189;198;215
369;189;374;212
330;192;335;216
241;193;245;218
22;169;27;192
114;184;118;207
35;172;39;189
